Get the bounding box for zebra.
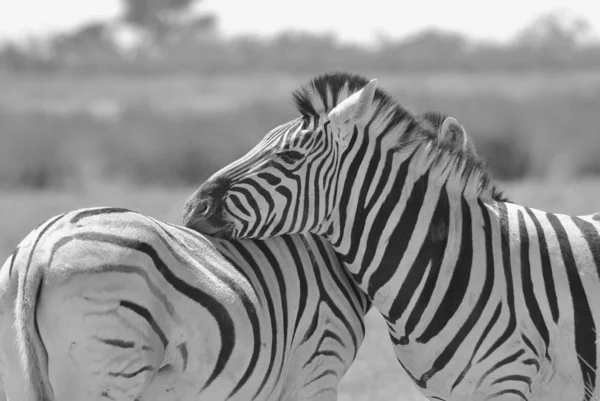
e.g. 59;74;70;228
0;207;369;401
182;71;600;401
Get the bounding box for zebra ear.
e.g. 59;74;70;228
439;117;478;157
328;79;378;130
439;117;464;143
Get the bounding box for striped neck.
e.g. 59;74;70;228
323;144;503;316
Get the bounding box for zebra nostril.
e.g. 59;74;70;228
197;200;212;217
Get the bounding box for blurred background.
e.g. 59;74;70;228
1;1;600;400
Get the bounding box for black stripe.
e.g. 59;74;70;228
96;338;135;348
177;343;188;371
517;210;551;360
491;374;532;387
284;167;303;236
478;203;516;363
315;81;329;111
524;208;559;323
296;237;362;370
422;199;495;385
33;276;45;357
228;241;278;399
151;223;264;395
546;213;596;401
397;187;450;341
108;365;154;378
307;131;333;231
257;172;281;186
77;232;234;391
418;196;473;343
282;237;309;345
304;369;337;386
522;358;540;371
388;183;448;328
318;329;346;349
71;207;132;224
254;240;289;389
23;213;67;281
298;131;313;148
303;349;343;368
234;185;261;236
367;172;430;299
486;389;528;400
298;148;314;233
269;186;293;237
331;126;361;249
337;121;376;264
354;151;415;283
571;216;600;279
236;183;272;237
229;193;251;218
220;252;262;306
301;307;320;345
520;333;539;358
364;112;403;212
336;117;392;256
157;235;261;398
314;235;365;312
311;236;362;357
120;300;168;348
21;210;68;392
477;349;525;388
396;354;426;389
452;302;503;390
8;245;19;277
244;180;276;220
52;257;178;319
322;121;337;222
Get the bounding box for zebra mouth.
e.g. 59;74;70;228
185;217;233;238
209;224;234;239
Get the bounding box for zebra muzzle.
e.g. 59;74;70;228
196;200;212;217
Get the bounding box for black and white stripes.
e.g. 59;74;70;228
0;207;368;401
186;71;600;401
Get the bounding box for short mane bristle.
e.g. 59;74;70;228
291;71;508;203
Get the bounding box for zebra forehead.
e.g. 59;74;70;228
265;118;302;141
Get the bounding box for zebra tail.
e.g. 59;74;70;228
14;248;53;401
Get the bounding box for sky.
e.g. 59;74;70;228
0;0;599;44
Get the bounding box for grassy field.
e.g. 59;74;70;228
1;178;599;400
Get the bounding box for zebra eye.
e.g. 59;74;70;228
277;150;304;164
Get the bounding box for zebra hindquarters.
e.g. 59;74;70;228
36;268;169;401
0;239;170;401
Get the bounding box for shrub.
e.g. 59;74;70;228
474;129;532;181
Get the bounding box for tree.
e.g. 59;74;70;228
514;9;592;50
122;0;215;41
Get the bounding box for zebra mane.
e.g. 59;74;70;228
292;71;508;203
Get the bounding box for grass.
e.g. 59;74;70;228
2;178;600;400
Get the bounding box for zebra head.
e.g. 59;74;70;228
182;72;479;240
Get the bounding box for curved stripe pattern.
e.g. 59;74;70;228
186;71;600;401
0;207;368;401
